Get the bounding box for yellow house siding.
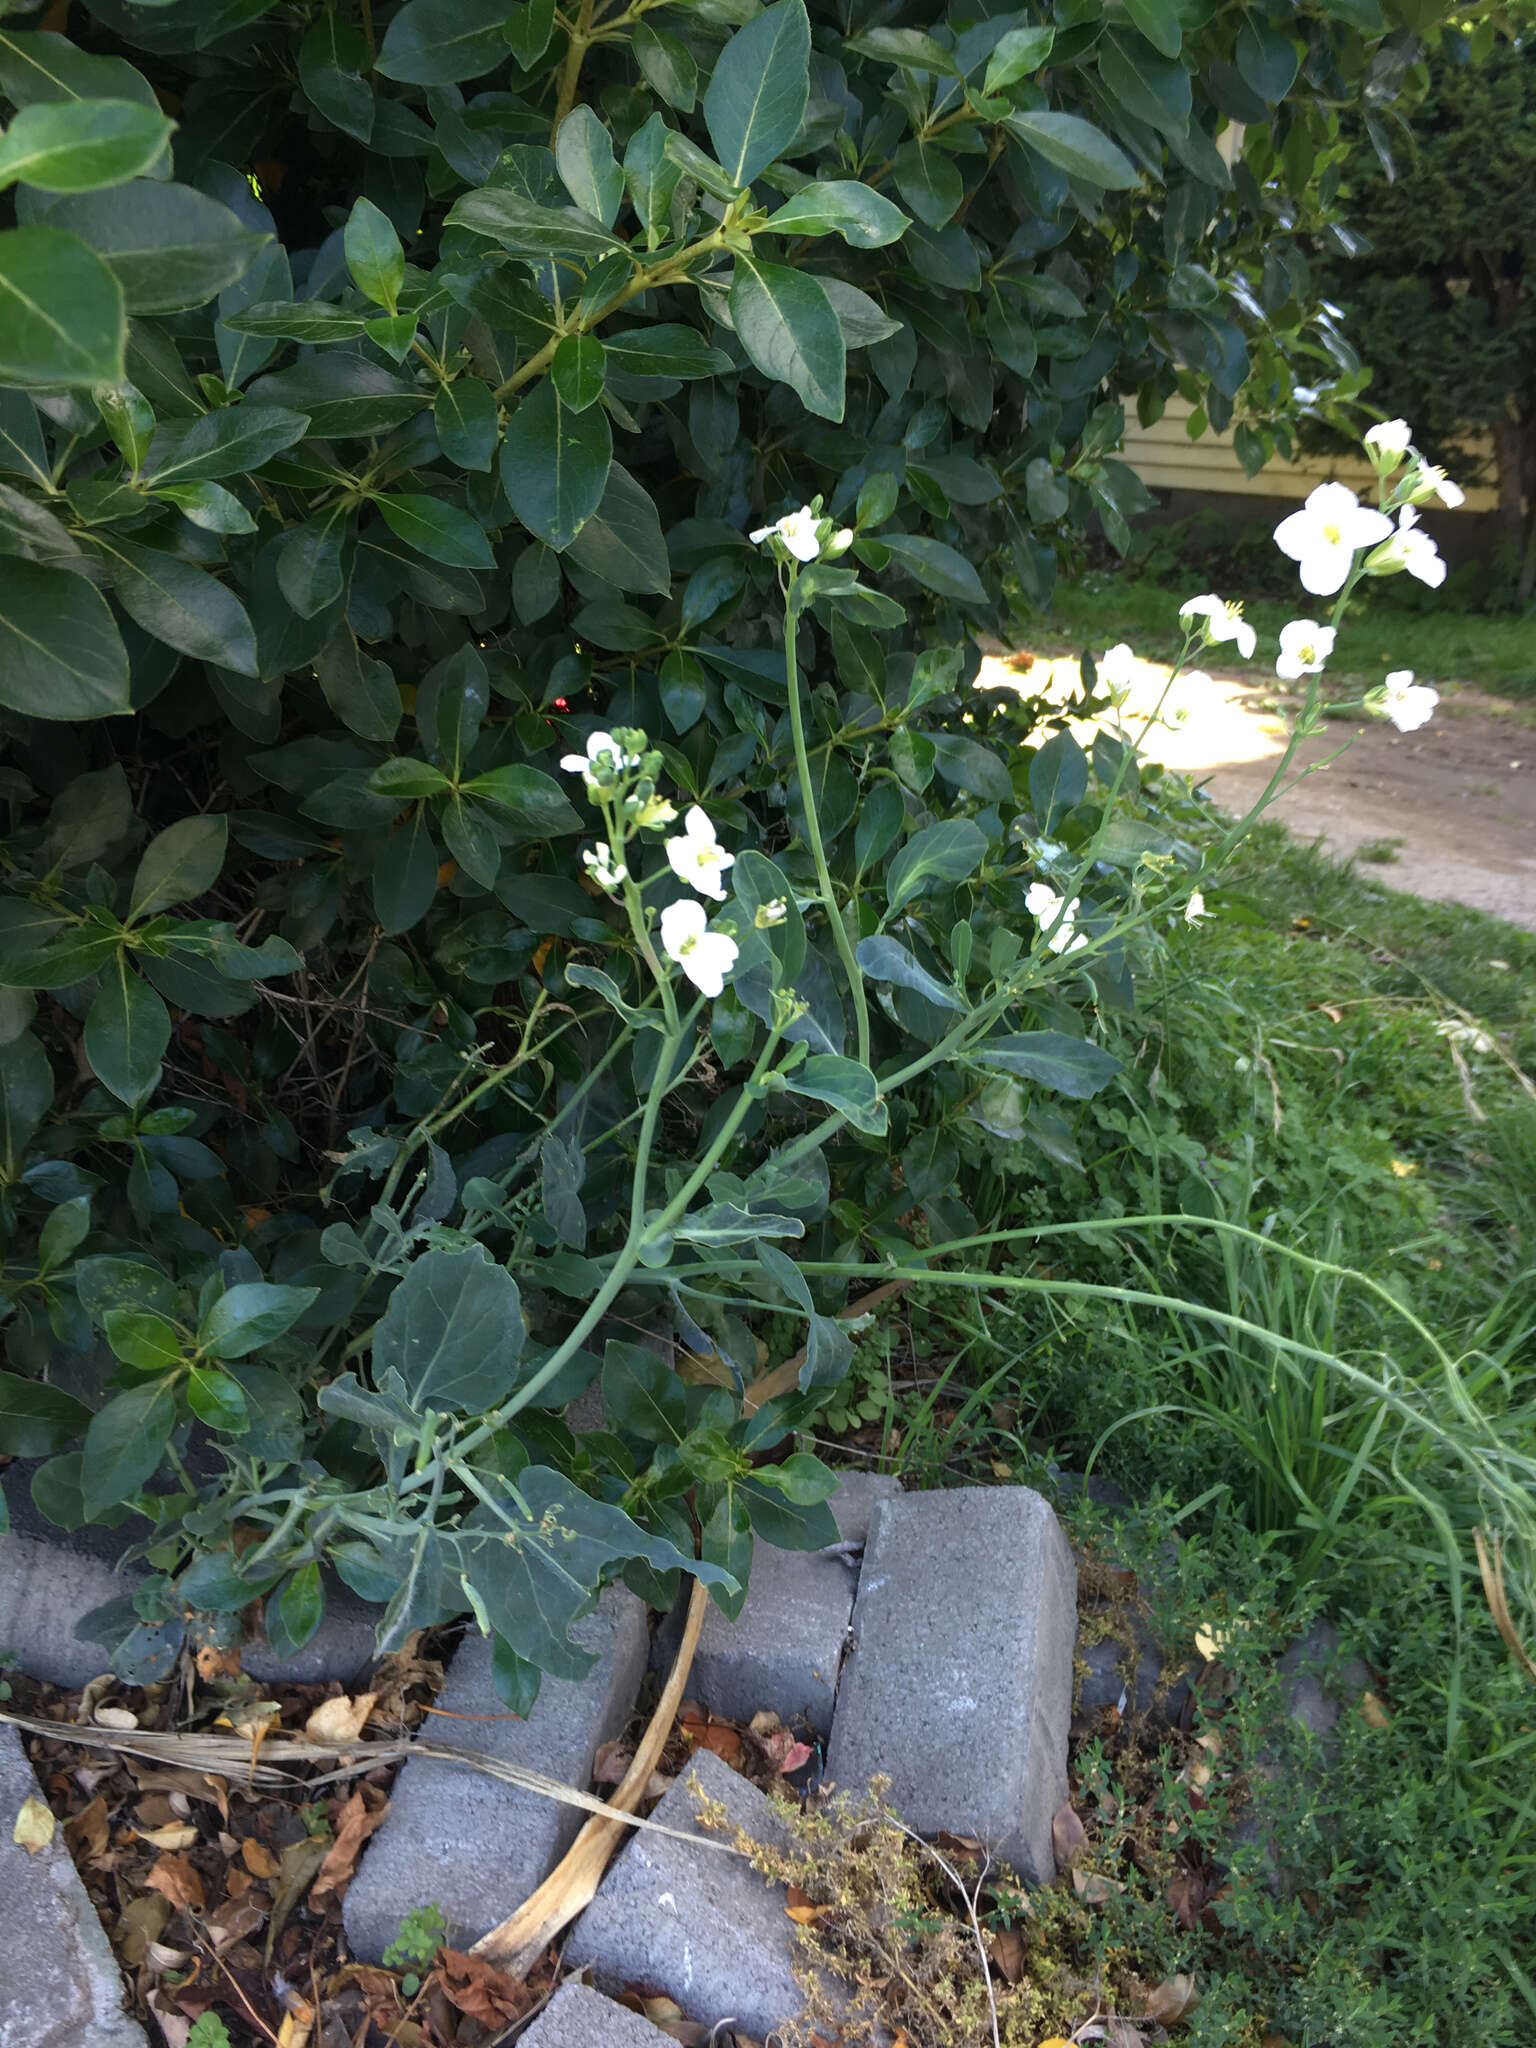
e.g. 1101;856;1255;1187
1120;397;1499;513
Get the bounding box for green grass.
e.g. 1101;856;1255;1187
1031;569;1536;705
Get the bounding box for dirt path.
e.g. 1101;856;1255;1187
977;649;1536;931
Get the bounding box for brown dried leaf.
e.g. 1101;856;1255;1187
241;1835;282;1878
1072;1867;1127;1905
12;1793;55;1854
303;1692;379;1747
138;1823;198;1852
989;1926;1025;1984
311;1789;389;1900
116;1892;172;1965
206;1894;267;1954
144;1852;206;1912
65;1793;110;1860
265;1834;328;1954
1052;1800;1087;1871
194;1641;243;1683
592;1737;635;1785
1143;1972;1202;2025
436;1947;531;2026
93;1705;139;1730
1166;1868;1205;1930
1359;1690;1391;1729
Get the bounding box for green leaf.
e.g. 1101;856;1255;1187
1029;729;1089;828
845;26;961;75
141;404;308;485
434;377;496;471
85;960;169;1102
0;30;162;115
763;180;908;249
372;1247;526;1412
784;1053;886;1134
42;182;269;315
316;627;401;740
370;756;451;798
267;1561;323;1656
0;225;124;386
103;1306;183;1370
445;186;622;260
463;762;582;834
602;1338;686;1443
0;1370;90;1457
376;493;495;570
879;534;985;603
0;99;171;194
221;300;374;342
377;0;512;84
0;559;130;719
297;14;374;141
38;1192;90;1271
930;731;1013;804
563;460;670;596
500;375;612;551
970;1030;1121;1099
729;256;844;422
1006;111;1141;191
81;1380;176;1515
624;113;683;234
98;537;259;675
891;140;962;230
505;0;557;70
1235;18;1299;103
551;334;605;413
277;514;348;617
632;22;698;111
344;195;404;311
200;1280;318;1359
186;1365;249;1432
984;24;1055;93
704;0;810;187
855;934;965;1011
245;358;428;437
373;808;438;932
130;814;228;920
152;479;255;533
555;105;623;227
602;325;729;380
1125;0;1182;58
0;1029;52;1176
886;818;987;913
661;129;744;204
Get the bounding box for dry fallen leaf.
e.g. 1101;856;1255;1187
989;1926;1025;1983
13;1793;55;1854
303;1692;378;1746
785;1882;835;1927
144;1852;206;1912
137;1823;200;1851
1359;1690;1391;1729
66;1793;110;1860
437;1947;530;2026
1143;1973;1201;2025
93;1706;139;1730
1072;1867;1127;1904
312;1789;390;1900
241;1835;282;1879
1051;1800;1087;1871
592;1737;635;1785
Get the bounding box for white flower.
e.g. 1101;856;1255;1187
749;506;823;562
1367;505;1447;588
629;793;678;830
1097;643;1138;690
1033;838;1067;863
664;804;735;901
1275;619;1336;681
559;729;640;789
754;898;788;928
1179;594;1256;658
581;842;627;890
1273;482;1393;597
1363;418;1412;460
1185;890;1210;924
1410;462;1465;509
1379;669;1438;733
660;897;738;996
1025;880;1087;955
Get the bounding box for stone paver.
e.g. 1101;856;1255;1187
0;1723;147;2048
521;1982;668;2044
343;1587;647;1962
655;1471;903;1734
565;1748;838;2040
825;1485;1076;1884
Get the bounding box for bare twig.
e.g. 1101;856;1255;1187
1475;1527;1536;1682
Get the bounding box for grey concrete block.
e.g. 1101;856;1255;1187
825;1486;1076;1885
343;1586;648;1962
566;1749;835;2040
0;1723;147;2048
1275;1620;1370;1742
521;1982;668;2045
826;1469;904;1546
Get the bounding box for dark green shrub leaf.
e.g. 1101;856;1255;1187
562;460;670;594
856;935;966;1011
885;818;987;913
1005;110;1142;191
499;376;612;550
130;814;228;919
434;378;497;471
729;256;844;422
186;1365;250;1432
375;493;494;570
551;333;605;413
879;534;985;603
371;1248;526;1412
555;105;623;227
0;29;161;113
970;1030;1122;1099
97;538;259;674
0;225;125;386
81;1380;176;1515
84;962;169;1103
0;1369;90;1457
704;0;810;187
764;180;909;248
0;559;130;717
376;0;513;84
265;1561;323;1657
784;1053;886;1133
297;14;374;140
141;404;308;485
1029;729;1090;828
845;27;961;77
632;22;697;111
0;99;171;193
245;358;429;436
200;1281;318;1360
43;182;268;314
984;24;1056;93
602;325;729;380
316;628;401;740
344;195;404;310
602;1338;686;1443
446;186;623;259
930;732;1013;803
372;808;438;932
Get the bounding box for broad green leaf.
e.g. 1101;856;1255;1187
445;186;622;260
704;0;811;187
891;140;963;230
930;731;1013;803
372;1247;526;1411
784;1052;886;1134
763;181;908;249
104;1305;183;1372
152;479;255;533
886;818;987;912
0;30;161;114
276;514;348;617
186;1365;249;1432
0;99;171;193
85;960;169;1102
970;1030;1121;1099
1005;111;1141;191
563;459;670;595
130;814;228;920
728;256;844;422
463;762;581;834
316;626;401;740
662;129;744;203
845;27;961;76
245;358;429;436
1029;728;1089;827
434;377;496;471
81;1380;176;1516
984;24;1055;93
1098;33;1192;136
370;756;451;798
372;807;438;932
624;112;682;235
632;22;697;111
37;1193;90;1271
0;1369;90;1457
602;1339;686;1443
0;225;124;386
43;182;269;315
555;105;623;227
856;934;965;1011
141;404;308;484
0;559;130;719
879;533;985;603
200;1280;318;1359
505;0;557;70
97;537;259;675
267;1562;323;1656
376;493;495;569
1235;17;1300;102
500;375;612;551
551;333;605;412
377;0;512;83
74;1254;178;1321
221;300;375;342
602;324;730;380
1125;0;1183;58
297;13;374;140
0;1029;52;1176
344;195;404;310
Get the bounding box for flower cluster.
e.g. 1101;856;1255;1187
749;501;853;565
1025;880;1088;956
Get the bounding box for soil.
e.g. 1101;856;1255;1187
978;648;1536;931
